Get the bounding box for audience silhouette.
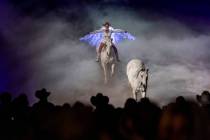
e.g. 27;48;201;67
0;89;209;140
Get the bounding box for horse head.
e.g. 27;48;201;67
105;38;113;57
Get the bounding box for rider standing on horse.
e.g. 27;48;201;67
90;22;127;62
80;22;135;62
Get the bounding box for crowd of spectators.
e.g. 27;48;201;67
0;88;210;140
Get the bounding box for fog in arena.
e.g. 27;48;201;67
1;2;210;106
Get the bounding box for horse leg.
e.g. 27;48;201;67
111;64;115;77
141;91;146;98
132;89;137;101
103;64;108;84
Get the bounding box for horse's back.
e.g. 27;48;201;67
127;59;144;77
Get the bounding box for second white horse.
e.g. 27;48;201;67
127;59;148;101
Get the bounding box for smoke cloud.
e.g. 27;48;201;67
1;3;210;106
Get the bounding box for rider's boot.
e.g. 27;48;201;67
117;56;120;62
113;45;120;62
96;54;100;62
96;44;103;62
116;53;120;62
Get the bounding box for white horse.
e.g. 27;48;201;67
127;59;148;101
100;39;117;84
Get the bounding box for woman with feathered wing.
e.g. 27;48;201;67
80;22;135;62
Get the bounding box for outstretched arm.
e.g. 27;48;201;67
112;28;127;33
90;28;104;34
